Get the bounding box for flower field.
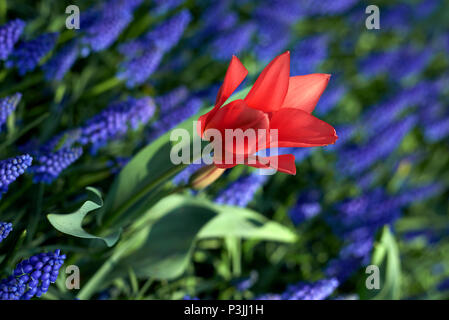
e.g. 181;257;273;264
0;0;448;300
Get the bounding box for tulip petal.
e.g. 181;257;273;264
244;51;290;112
270;108;338;147
214;154;296;175
216;55;248;107
281;74;331;113
198;56;248;137
245;154;296;175
205;99;269;157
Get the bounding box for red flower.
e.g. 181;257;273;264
198;51;338;175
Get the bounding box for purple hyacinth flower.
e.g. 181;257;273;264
0;154;32;197
6;32;59;75
42;39;79;80
302;0;358;15
0;222;12;243
290;35;328;75
363;81;437;138
282;278;339;300
215;173;268;207
80;0;142;54
256;278;339;300
414;0;440;19
210;23;255;61
339;116;417;176
424;117;449;142
254;0;304;25
117;10;191;87
145;9;191;52
117;48;164;88
381;4;413;34
0;250;66;300
253;21;291;63
80;97;156;153
398;184;443;207
360;46;433;80
289;190;322;225
155;86;189;112
147;96;202;142
0;93;22;131
30;147;83;184
153;0;184;16
0;19;26;60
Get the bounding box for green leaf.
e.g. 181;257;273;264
371;226;402;300
118;201;217;279
114;194;296;280
199;205;297;243
47;187;121;247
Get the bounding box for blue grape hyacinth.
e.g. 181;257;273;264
43;39;79;81
80;0;141;54
210;23;255;61
0;19;26;60
0;222;12;243
117;48;164;88
155;86;189;112
80;97;156;153
117;10;191;87
215;173;268;207
0;154;32;197
282;278;339;300
256;278;339;300
6;32;59;75
147;96;202;143
289;190;322;225
30;147;83;184
291;35;328;75
0;93;22;131
0;250;66;300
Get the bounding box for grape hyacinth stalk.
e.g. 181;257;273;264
0;154;33;197
80;97;156;153
0;222;12;243
0;19;26;60
6;32;59;75
215;173;268;207
0;250;66;300
30;147;83;184
79;0;142;54
0;93;22;131
256;278;339;300
42;39;80;81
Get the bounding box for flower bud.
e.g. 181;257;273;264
189;164;225;190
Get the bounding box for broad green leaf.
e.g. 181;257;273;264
199;205;297;243
47;187;121;247
118;203;217;279
371;226;402;300
114;194;295;280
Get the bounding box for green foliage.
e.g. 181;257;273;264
47;187;121;247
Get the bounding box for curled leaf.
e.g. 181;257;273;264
47;187;121;247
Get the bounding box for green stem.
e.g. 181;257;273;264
87;77;123;97
76;243;129;300
101;164;186;230
226;237;241;277
27;183;44;243
0;74;42;96
0;113;49;149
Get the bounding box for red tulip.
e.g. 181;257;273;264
198;51;338;175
